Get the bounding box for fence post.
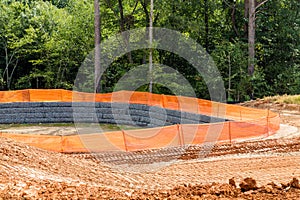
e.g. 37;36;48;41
27;89;31;102
162;94;166;108
121;130;128;152
181;124;185;146
60;135;64;153
267;108;270;137
228;122;232;144
177;124;184;146
240;110;242;121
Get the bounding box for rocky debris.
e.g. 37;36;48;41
260;182;281;194
229;177;236;188
239;177;258;192
289;177;300;189
131;178;300;199
281;178;300;190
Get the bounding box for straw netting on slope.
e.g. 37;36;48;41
0;89;280;152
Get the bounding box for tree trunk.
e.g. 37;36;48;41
94;0;101;93
244;0;249;38
118;0;133;63
248;0;255;76
140;0;150;64
231;1;239;37
204;0;209;51
149;0;153;93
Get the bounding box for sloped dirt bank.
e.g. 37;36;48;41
1;100;300;199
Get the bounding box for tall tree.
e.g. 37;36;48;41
204;0;209;51
103;0;138;63
248;0;255;76
118;0;133;63
248;0;270;76
244;0;249;37
149;0;153;93
94;0;101;92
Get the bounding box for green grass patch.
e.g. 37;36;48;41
0;123;142;131
0;123;73;130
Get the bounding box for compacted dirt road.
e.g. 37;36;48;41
1;101;300;199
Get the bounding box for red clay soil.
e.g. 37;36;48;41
1;100;300;199
0;137;300;200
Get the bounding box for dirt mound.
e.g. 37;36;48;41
0;137;127;199
240;99;300;111
131;178;300;199
241;100;300;129
1;136;300;199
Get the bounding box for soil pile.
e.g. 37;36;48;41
133;178;300;199
1;137;300;199
0;137;126;199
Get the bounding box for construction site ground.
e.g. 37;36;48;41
1;100;300;199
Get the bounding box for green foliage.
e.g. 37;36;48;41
0;0;299;102
211;40;249;101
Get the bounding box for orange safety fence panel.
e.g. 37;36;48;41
229;121;268;140
62;131;126;153
130;92;164;107
61;90;73;102
61;135;88;153
1;133;62;152
28;89;64;102
162;94;179;110
225;104;268;121
211;102;227;119
197;99;213;115
180;123;231;145
148;93;165;107
72;91;96;102
181;124;207;144
176;96;200;113
110;90;133;103
0;90;30;103
102;131;127;151
123;125;180;151
109;91;163;106
268;115;281;134
95;93;113;103
128;91;152;105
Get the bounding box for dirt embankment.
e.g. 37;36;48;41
1;100;300;199
1;136;300;199
241;99;300;129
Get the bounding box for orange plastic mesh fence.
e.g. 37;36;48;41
2;132;62;152
0;90;30;102
62;131;126;153
0;89;280;152
123;125;180;151
180;123;231;145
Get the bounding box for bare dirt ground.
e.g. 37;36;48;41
1;100;300;199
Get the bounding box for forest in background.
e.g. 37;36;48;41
0;0;299;101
